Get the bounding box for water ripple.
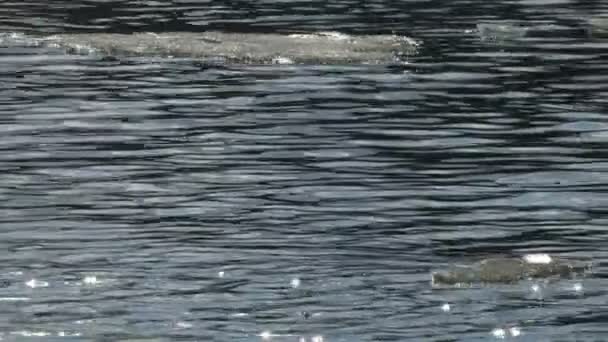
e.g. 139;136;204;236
1;0;608;341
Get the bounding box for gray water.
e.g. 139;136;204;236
1;1;608;341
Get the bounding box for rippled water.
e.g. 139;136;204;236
1;1;608;341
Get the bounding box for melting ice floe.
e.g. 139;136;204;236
432;254;591;286
1;31;420;65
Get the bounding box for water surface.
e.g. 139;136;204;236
1;0;608;341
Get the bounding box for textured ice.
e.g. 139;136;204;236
38;31;419;65
432;255;591;286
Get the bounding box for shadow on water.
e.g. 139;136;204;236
1;0;608;341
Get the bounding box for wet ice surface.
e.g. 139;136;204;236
26;31;418;65
2;0;608;341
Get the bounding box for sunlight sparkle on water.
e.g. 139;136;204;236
25;279;48;288
175;321;193;328
272;56;294;64
258;331;296;340
531;283;541;293
491;328;506;339
0;297;29;301
83;275;98;285
299;336;324;342
11;330;51;337
510;326;521;337
523;253;552;264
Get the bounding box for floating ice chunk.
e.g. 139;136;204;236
289;32;351;41
398;35;421;47
523;253;552;264
477;23;528;42
433;255;589;286
288;34;310;39
38;31;419;64
0;32;46;47
589;17;608;37
317;31;350;40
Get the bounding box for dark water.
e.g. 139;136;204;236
1;1;608;341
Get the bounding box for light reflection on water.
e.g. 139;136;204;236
1;0;608;341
